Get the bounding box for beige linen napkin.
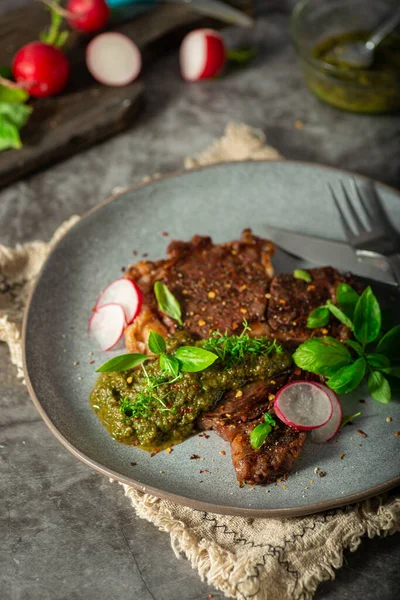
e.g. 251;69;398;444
1;123;399;600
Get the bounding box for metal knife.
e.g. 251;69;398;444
262;225;396;285
107;0;254;28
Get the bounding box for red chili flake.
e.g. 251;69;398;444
198;433;210;439
208;595;213;599
190;454;200;460
359;399;366;404
294;367;301;376
130;462;137;466
199;470;204;474
161;231;169;237
220;450;226;456
357;429;368;438
340;453;345;460
89;360;95;365
181;407;193;414
241;415;247;423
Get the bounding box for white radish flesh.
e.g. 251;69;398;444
88;303;126;351
86;32;142;86
311;385;343;443
274;381;333;430
96;278;142;324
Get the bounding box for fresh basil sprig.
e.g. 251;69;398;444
96;330;217;376
295;285;398;403
250;413;276;450
154;281;183;326
148;330;167;355
175;346;218;372
96;353;148;373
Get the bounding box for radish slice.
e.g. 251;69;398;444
274;381;333;430
96;278;142;324
88;303;126;351
311;385;343;443
179;29;226;82
86;32;142;86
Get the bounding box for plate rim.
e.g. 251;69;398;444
22;159;400;518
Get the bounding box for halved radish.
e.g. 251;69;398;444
96;278;142;324
274;381;333;430
311;385;343;443
86;32;142;86
179;29;226;82
88;303;126;351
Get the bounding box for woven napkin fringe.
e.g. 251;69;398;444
1;122;398;600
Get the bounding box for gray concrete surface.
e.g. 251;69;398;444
1;1;400;599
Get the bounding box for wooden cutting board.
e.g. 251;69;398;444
0;1;252;188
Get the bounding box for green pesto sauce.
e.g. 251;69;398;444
307;31;400;113
90;331;291;451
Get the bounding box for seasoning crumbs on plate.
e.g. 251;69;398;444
357;429;368;438
395;432;399;437
386;416;392;423
340;453;345;460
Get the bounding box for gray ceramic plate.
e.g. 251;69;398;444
23;161;400;517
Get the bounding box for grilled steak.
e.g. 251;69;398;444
125;229;275;352
265;267;354;345
124;231;355;485
199;378;307;485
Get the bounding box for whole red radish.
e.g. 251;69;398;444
66;0;110;33
12;42;69;98
180;29;226;82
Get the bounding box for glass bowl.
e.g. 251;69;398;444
291;0;400;113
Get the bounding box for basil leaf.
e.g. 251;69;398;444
148;330;166;355
341;412;361;428
250;419;274;451
293;269;312;283
344;340;364;356
175;346;218;372
293;337;353;377
0;102;32;128
307;307;330;329
154;281;183;326
0;85;29;104
327;357;366;394
326;300;354;329
381;365;400;379
353;287;381;346
336;283;359;319
96;353;148;373
160;353;180;378
377;324;400;360
264;412;276;427
0;117;22;151
368;371;391;404
366;353;391;370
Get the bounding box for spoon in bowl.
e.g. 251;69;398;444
330;6;400;68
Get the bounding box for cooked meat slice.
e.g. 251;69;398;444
125;229;275;350
199;370;321;485
200;380;306;486
266;267;354;345
230;421;306;485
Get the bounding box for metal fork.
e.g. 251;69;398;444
328;178;400;285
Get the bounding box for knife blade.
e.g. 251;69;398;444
183;0;254;27
262;225;396;285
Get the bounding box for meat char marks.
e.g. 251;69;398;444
125;229;275;352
